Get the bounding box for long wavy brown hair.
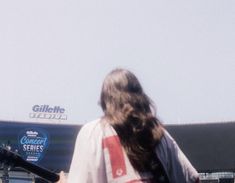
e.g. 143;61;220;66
100;68;164;174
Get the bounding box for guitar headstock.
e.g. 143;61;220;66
0;145;60;182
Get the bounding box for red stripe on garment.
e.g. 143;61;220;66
102;135;127;178
126;179;152;183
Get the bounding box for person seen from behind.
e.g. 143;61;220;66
57;68;200;183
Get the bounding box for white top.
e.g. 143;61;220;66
67;119;199;183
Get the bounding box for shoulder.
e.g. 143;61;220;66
78;118;103;139
162;129;175;141
159;129;182;155
160;129;177;148
76;118;105;153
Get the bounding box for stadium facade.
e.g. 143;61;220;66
0;120;235;183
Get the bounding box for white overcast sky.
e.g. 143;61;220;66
0;0;234;124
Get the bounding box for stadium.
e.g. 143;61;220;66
1;120;235;183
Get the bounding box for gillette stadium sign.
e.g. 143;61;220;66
29;105;67;120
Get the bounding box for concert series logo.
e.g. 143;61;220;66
18;128;49;163
29;104;67;121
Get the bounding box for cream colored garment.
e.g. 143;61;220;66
67;119;199;183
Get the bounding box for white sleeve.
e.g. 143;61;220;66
67;120;107;183
156;130;199;183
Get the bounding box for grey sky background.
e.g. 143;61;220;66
0;0;234;124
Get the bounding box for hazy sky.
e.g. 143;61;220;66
0;0;234;124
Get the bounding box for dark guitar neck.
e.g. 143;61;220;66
0;147;59;182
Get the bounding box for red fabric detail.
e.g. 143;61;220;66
126;179;152;183
102;135;127;178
